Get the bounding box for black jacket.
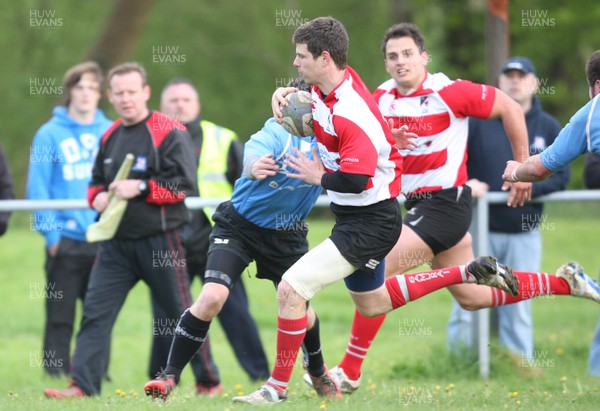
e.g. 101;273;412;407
467;97;570;232
89;111;197;240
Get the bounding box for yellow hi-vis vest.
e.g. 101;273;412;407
197;120;238;224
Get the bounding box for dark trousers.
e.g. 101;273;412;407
149;260;270;384
72;229;192;395
43;237;101;376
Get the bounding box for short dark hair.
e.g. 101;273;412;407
107;62;147;87
293;16;348;70
161;77;200;102
381;23;426;56
586;50;600;89
287;77;310;92
61;61;103;107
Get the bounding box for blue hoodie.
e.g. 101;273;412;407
27;106;112;247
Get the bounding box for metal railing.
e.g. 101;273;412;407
1;190;598;378
0;195;333;212
471;190;600;378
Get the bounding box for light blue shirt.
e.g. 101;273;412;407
231;118;322;230
540;95;600;171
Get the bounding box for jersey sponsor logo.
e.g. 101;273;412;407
480;84;488;100
132;155;147;172
408;269;445;283
213;238;229;245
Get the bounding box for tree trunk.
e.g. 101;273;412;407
85;0;156;71
391;0;413;23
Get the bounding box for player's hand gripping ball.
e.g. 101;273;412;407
280;91;314;137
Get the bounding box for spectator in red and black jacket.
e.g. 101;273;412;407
44;62;198;399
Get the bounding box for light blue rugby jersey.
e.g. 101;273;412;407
541;94;600;171
231;118;322;230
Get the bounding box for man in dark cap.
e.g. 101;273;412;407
448;56;569;369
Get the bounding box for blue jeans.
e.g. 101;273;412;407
589;304;600;376
447;230;541;361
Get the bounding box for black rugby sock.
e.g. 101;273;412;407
164;309;211;383
303;315;325;376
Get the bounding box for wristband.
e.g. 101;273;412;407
511;169;519;182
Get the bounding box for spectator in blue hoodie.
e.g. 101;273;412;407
27;61;112;377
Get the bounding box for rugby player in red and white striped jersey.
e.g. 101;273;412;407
272;22;600;396
325;23;599;394
235;17;523;405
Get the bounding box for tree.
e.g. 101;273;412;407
85;0;156;71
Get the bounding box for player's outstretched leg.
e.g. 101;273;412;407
468;256;519;296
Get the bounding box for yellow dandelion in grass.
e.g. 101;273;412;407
444;383;456;392
555;347;565;356
222;392;230;398
115;388;126;397
234;384;243;391
560;376;568;394
434;385;441;391
509;391;519;398
319;400;327;409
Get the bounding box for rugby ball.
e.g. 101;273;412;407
280;91;314;137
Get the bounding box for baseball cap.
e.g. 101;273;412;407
501;57;537;75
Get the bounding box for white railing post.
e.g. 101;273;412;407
472;194;491;379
